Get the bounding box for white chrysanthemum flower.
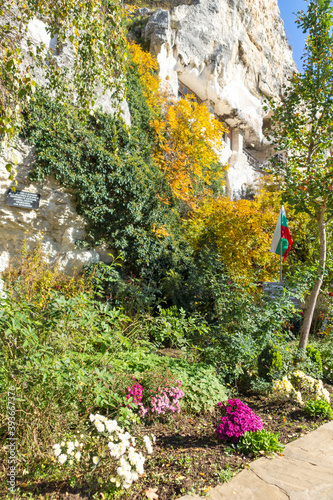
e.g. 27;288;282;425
74;440;79;447
127;447;136;462
117;466;126;477
94;413;106;422
53;445;61;457
131;472;139;482
75;451;81;461
123;470;132;482
115;479;121;488
92;456;100;465
95;420;105;433
69;459;74;466
118;432;131;442
143;436;153;454
136;462;144;475
294;390;303;405
105;419;118;433
67;442;75;453
61;441;65;446
58;454;67;464
322;388;330;403
89;414;96;422
119;457;131;469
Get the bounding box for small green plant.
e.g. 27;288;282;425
238;429;284;456
258;342;283;381
303;399;333;419
213;463;234;483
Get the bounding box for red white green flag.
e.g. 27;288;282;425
270;206;293;262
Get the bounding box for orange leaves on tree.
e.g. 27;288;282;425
152;96;228;208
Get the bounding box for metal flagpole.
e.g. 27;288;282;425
280;238;282;283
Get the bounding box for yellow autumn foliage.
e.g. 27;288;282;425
129;41;160;109
187;187;313;283
152;96;228;207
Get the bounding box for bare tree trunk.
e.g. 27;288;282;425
299;209;327;350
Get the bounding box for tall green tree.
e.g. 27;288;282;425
266;0;333;349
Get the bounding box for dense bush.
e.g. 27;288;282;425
257;342;283;382
314;337;333;384
303;399;333;419
23;79;194;305
306;344;323;376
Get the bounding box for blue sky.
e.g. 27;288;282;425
277;0;307;70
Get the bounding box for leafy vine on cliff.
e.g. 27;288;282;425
22;63;194;293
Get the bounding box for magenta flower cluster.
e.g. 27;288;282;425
126;382;143;405
126;382;148;416
215;399;263;443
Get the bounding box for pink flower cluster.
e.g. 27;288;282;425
125;380;185;418
150;384;185;415
215;399;263;443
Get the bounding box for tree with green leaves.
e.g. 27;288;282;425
265;0;333;350
0;0;127;183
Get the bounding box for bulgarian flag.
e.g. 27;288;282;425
270;206;293;262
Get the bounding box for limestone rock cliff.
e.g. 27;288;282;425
0;140;107;275
143;0;296;151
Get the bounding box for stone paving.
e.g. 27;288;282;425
178;421;333;500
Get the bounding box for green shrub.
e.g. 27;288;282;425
168;360;228;413
257;342;283;382
238;430;284;456
303;399;333;419
306;345;323;375
312;339;333;384
292;346;323;380
139;306;210;349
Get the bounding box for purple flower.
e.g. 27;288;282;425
215;399;263;443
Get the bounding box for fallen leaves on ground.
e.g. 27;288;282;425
145;487;159;499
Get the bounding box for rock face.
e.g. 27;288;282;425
0;17;128;274
0;140;105;274
145;0;295;148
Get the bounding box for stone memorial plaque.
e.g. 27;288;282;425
262;282;301;309
5;190;40;209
